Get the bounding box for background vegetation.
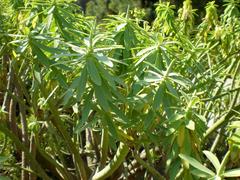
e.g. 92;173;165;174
0;0;240;179
78;0;226;21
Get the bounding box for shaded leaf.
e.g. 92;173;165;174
94;84;110;111
70;67;87;100
0;156;8;164
75;91;93;133
152;83;165;110
87;59;102;86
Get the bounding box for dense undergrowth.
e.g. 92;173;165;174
0;0;240;179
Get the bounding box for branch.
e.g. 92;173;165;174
92;142;129;180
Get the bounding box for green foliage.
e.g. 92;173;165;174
0;0;240;179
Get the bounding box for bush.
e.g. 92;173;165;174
0;0;240;179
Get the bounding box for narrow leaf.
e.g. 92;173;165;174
94;53;113;67
191;169;212;178
111;104;128;124
179;154;215;176
203;151;221;172
70;67;87;100
94;84;110;111
105;115;118;139
223;168;240;177
76;68;88;100
75;91;93;133
152;84;165;110
87;59;102;86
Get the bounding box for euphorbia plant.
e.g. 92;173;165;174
0;0;240;179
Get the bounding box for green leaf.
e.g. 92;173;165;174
143;110;155;131
116;23;127;31
169;74;192;88
228;128;240;149
152;83;165;110
51;68;68;88
183;130;192;155
136;46;157;57
33;64;42;84
186;120;195;131
0;156;8;164
203;151;221;172
94;45;124;52
223;168;240;177
75;91;93;133
179;154;215;176
165;80;179;98
31;40;64;54
166;118;183;136
62;89;74;106
94;84;110;111
94;53;113;67
124;24;137;49
66;43;86;54
135;49;156;67
105;115;118;139
191;169;212;178
228;121;240;129
111;104;128;124
96;63;116;89
70;67;87;100
87;59;102;86
31;44;54;67
168;159;181;180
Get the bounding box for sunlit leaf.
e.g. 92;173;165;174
223;168;240;177
94;53;113;67
203;151;220;172
179;154;215;176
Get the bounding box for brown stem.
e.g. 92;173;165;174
15;76;29;180
29;134;37;180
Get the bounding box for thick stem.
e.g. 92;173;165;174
29;134;37;180
15;75;29;180
92;142;129;180
99;127;109;169
89;128;100;163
